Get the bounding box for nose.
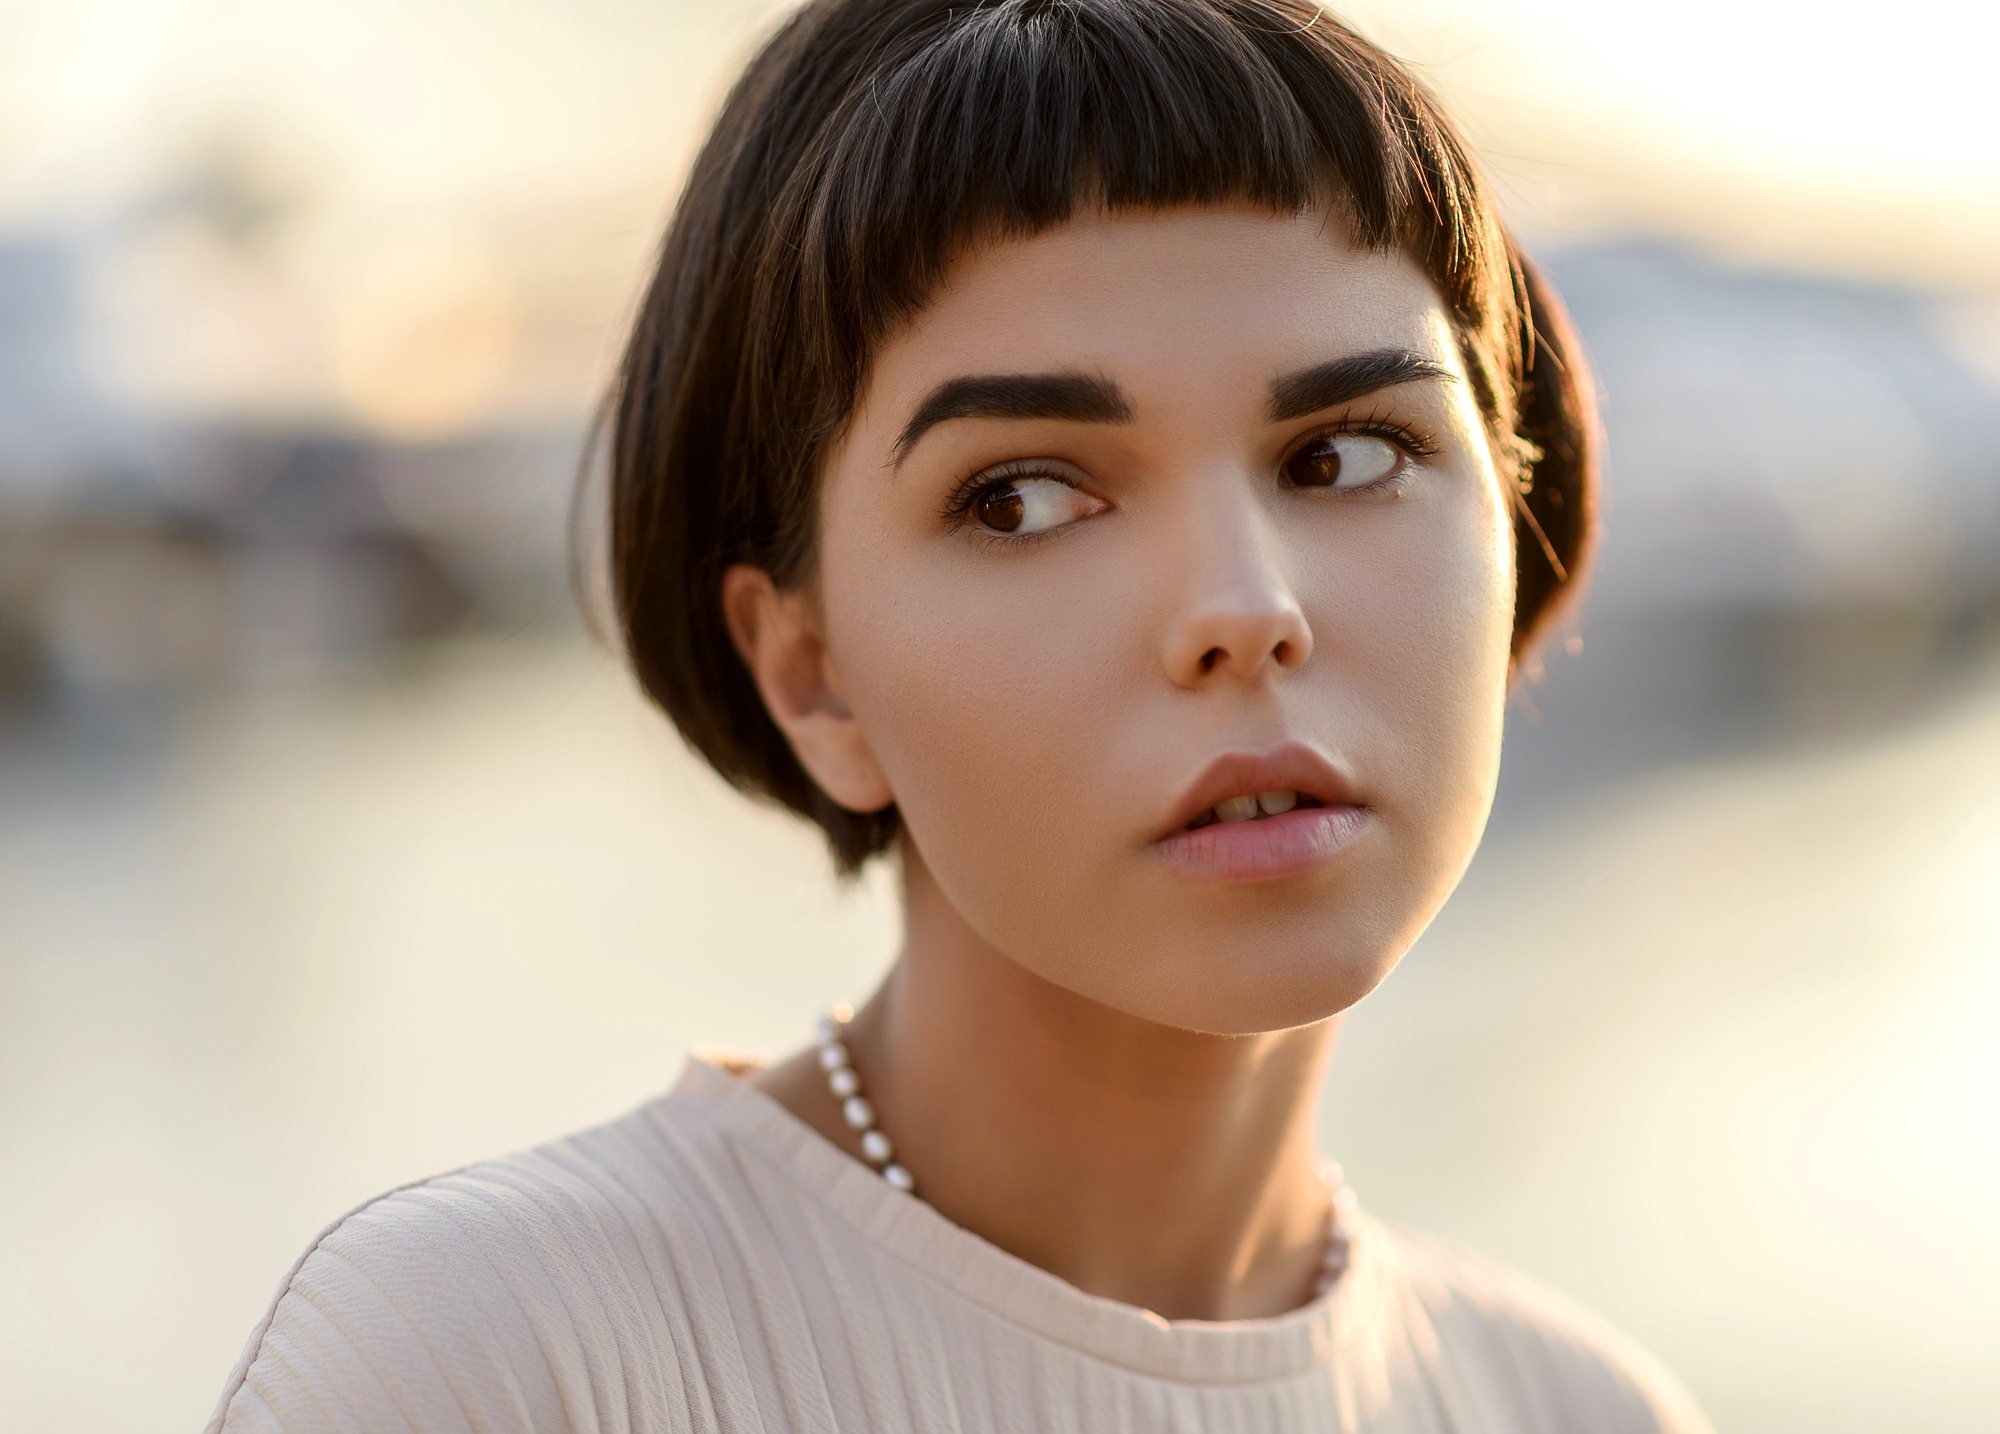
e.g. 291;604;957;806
1159;486;1313;689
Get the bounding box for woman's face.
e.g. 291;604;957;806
811;205;1515;1034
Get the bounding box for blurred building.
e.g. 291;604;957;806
1494;248;2000;815
0;223;581;708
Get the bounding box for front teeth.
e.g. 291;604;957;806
1208;790;1300;824
1216;794;1261;823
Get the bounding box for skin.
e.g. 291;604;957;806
724;204;1516;1321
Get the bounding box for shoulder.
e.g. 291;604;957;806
1362;1218;1713;1434
206;1092;734;1434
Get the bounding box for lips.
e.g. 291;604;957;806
1152;743;1369;882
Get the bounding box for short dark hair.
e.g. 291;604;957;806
609;0;1597;873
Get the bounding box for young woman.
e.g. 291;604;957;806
210;1;1711;1429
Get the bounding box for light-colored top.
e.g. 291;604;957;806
208;1057;1711;1434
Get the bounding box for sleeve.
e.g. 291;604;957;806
205;1177;607;1434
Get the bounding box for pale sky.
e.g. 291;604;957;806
4;0;1994;432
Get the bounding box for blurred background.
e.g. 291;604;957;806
2;0;1997;1428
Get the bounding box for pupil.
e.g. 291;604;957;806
977;485;1025;532
1288;444;1341;487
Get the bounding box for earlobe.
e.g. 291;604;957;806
721;565;896;814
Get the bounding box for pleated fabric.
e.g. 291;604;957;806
208;1057;1711;1434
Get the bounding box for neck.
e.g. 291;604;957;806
761;844;1340;1321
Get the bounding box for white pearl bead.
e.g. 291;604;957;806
818;1042;850;1072
860;1129;892;1164
842;1096;875;1130
828;1067;860;1098
883;1164;914;1192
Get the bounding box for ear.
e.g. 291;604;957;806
721;565;895;814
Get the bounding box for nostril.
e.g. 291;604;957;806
1199;648;1223;675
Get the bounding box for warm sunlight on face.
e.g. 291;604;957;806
811;207;1516;1034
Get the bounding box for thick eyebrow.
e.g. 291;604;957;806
1267;348;1456;423
892;372;1133;465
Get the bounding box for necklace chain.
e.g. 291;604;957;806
815;1006;1354;1296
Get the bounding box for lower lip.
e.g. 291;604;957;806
1151;805;1371;883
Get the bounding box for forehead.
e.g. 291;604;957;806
861;205;1459;413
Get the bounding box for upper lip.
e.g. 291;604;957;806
1156;742;1364;840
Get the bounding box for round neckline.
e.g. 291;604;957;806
661;1051;1381;1385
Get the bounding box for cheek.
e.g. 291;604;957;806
1321;469;1515;853
819;521;1134;864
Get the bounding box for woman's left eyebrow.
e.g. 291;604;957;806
1268;349;1455;422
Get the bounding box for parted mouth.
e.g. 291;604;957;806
1157;743;1362;844
1183;790;1325;830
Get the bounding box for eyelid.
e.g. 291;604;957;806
1282;407;1440;461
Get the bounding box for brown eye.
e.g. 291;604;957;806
967;475;1107;537
976;484;1026;532
1283;433;1402;490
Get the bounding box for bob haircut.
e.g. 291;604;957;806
609;0;1597;874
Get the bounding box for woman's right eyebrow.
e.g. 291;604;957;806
891;373;1133;466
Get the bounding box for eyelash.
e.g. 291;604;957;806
940;411;1442;535
1338;406;1440;456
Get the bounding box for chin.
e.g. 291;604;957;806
1180;944;1403;1037
1040;912;1413;1037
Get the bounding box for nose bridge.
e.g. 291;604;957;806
1161;463;1312;687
